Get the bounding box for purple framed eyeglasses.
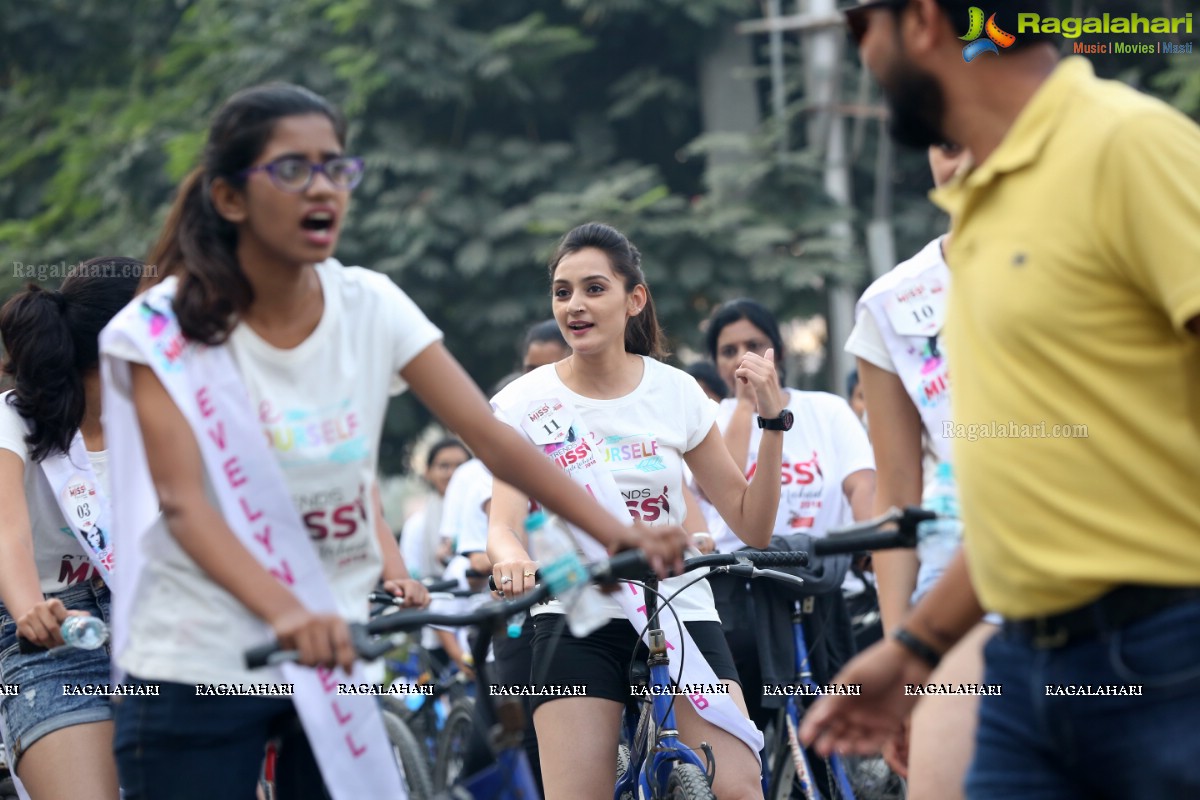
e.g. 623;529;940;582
237;156;365;193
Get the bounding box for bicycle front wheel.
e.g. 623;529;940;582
383;709;436;799
434;696;477;791
665;763;715;800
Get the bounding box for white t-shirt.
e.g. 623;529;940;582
109;260;442;684
491;358;721;623
399;494;446;581
0;394;108;593
709;390;874;555
845;309;941;492
442;459;493;555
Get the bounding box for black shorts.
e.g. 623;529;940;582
527;614;741;713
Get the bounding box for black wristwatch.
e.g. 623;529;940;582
756;409;794;431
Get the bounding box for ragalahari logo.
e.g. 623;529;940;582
960;7;1017;61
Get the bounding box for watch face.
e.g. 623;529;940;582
781;410;794;431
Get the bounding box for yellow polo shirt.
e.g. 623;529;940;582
932;57;1200;619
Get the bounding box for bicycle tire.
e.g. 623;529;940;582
383;709;436;799
768;713;826;800
665;763;715;800
433;697;477;791
616;743;635;800
843;755;905;800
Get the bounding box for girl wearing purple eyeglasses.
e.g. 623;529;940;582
100;83;688;799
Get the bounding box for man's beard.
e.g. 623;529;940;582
881;60;948;150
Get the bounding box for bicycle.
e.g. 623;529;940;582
759;506;933;800
610;550;811;800
247;547;811;799
371;587;479;791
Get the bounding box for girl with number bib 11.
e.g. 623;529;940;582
0;258;145;800
98;84;687;800
487;222;785;800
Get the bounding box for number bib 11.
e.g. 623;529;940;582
521;399;572;446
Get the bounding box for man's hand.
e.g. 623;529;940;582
882;719;910;779
799;638;933;757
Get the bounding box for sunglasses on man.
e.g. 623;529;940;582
843;0;909;46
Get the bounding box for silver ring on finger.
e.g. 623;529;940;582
501;576;513;585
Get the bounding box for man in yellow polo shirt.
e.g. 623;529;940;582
802;0;1200;797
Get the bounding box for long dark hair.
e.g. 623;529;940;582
705;298;788;386
548;222;668;359
145;83;347;345
1;257;145;461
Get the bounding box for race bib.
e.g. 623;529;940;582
883;275;947;337
521;398;572;446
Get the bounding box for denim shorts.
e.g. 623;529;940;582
0;577;113;766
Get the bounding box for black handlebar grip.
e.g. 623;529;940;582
812;530;913;556
245;641;282;669
740;550;811;568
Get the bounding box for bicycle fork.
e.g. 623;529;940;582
788;600;856;800
617;582;714;800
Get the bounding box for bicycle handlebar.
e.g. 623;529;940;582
246;549;810;668
485;548;809;593
811;506;936;555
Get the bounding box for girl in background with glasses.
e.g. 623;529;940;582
103;83;687;799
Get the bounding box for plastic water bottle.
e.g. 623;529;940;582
916;462;963;576
60;616;108;650
525;512;608;637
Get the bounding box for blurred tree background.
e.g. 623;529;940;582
1;0;1196;474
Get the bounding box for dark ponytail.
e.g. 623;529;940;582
548;222;669;360
146;83;347;345
1;257;145;461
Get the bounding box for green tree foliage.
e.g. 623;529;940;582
1;0;846;471
1;0;1194;470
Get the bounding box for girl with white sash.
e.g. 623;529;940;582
0;258;145;800
100;84;688;800
488;222;784;800
844;144;998;800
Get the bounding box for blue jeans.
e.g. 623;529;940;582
0;577;113;766
113;678;329;800
966;598;1200;799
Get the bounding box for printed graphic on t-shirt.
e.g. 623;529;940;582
56;551;99;586
296;483;373;570
622;485;671;523
748;450;826;532
598;433;664;474
259;399;368;466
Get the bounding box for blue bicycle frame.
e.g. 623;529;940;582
771;599;856;800
456;742;540;800
614;582;711;800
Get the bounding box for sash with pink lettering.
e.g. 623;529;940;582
37;431;115;583
512;392;764;759
99;278;405;800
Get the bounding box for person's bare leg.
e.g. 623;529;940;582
16;721;120;800
673;680;764;800
906;622;998;800
534;697;623;800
